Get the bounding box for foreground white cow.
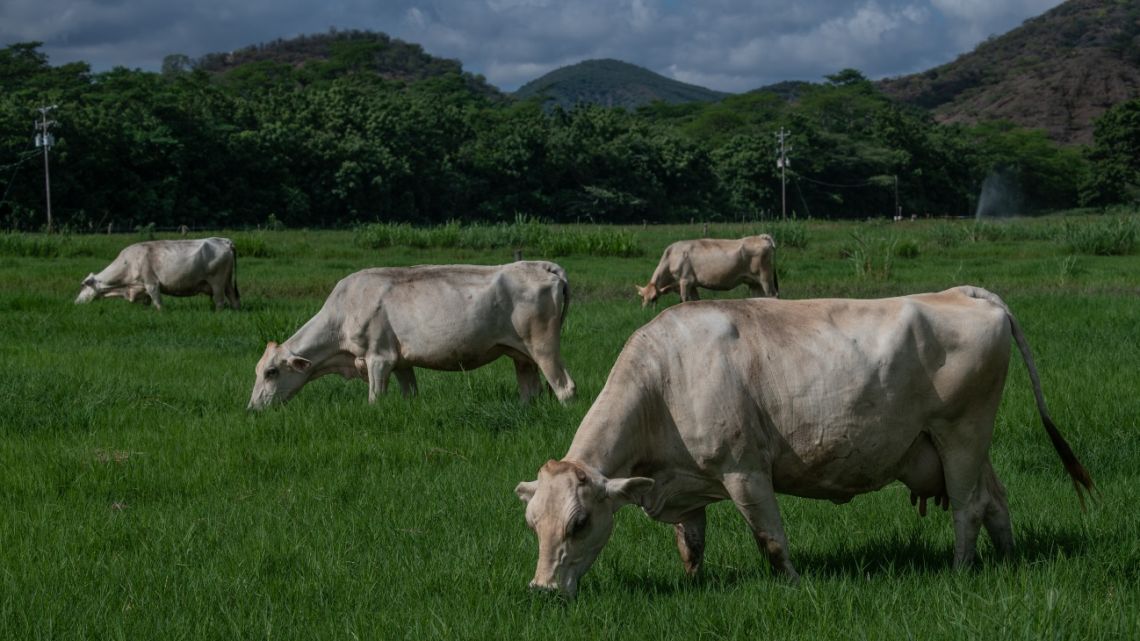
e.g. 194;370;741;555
636;235;778;307
516;286;1093;598
248;261;577;409
75;237;240;311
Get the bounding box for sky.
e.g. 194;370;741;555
1;0;1066;93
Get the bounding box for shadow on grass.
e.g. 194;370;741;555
604;522;1096;597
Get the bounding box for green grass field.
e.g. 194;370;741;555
1;217;1137;639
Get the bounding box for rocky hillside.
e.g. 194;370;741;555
878;0;1140;144
513;58;727;109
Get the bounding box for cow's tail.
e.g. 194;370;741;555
228;239;241;308
961;286;1095;510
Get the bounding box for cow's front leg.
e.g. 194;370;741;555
723;472;799;581
364;355;395;403
394;368;418;397
673;507;707;576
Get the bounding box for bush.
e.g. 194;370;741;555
1063;215;1138;255
846;232;896;280
232;232;278;258
766;219;808;249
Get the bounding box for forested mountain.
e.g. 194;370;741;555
186;29;503;100
513;59;727;109
878;0;1140;145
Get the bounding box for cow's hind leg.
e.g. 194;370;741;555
513;358;544;403
723;472;799;581
145;281;163;311
937;440;1011;568
209;280;227;311
679;280;700;302
524;343;576;404
673;507;707;576
980;460;1014;560
225;270;240;310
394;368;418;398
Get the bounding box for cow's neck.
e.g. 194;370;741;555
284;313;348;372
564;375;654;479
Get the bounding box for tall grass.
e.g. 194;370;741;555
1063;215;1138;256
355;217;643;257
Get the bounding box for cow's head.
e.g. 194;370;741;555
247;341;313;410
635;284;659;308
516;460;653;599
74;273;101;304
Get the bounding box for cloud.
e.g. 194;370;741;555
0;0;1065;92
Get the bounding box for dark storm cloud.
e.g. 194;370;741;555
1;0;1063;92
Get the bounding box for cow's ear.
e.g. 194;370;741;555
635;285;645;296
604;477;654;507
515;480;538;504
287;355;312;372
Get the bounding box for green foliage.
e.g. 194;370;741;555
0;40;1115;234
846;232;897;280
1082;98;1140;206
354;218;643;257
1063;215;1138;255
0;232;95;257
231;231;279;258
766;218;808;249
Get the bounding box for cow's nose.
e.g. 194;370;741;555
528;580;557;592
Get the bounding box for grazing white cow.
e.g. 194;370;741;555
636;235;778;307
247;261;576;409
75;237;240;311
516;286;1093;598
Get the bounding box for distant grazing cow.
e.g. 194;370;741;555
247;261;576;410
516;286;1093;598
75;237;240;311
636;235;778;307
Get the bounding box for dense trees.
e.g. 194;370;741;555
0;39;1114;232
1082;98;1140;206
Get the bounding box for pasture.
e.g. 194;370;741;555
1;216;1137;639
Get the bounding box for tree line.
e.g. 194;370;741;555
1;41;1135;232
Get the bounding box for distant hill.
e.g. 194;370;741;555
513;59;728;109
192;29;503;99
878;0;1140;144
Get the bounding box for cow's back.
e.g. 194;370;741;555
149;238;233;291
330;263;567;369
624;291;1012;496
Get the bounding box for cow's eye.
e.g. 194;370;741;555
265;367;278;379
568;513;589;537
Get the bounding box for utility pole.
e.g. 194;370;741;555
894;174;900;220
775;127;791;220
35;105;57;233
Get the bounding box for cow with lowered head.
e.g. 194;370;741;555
636;234;778;307
517;286;1093;598
248;261;576;409
75;237;240;311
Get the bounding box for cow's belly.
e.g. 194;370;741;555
769;425;922;500
400;343;509;371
